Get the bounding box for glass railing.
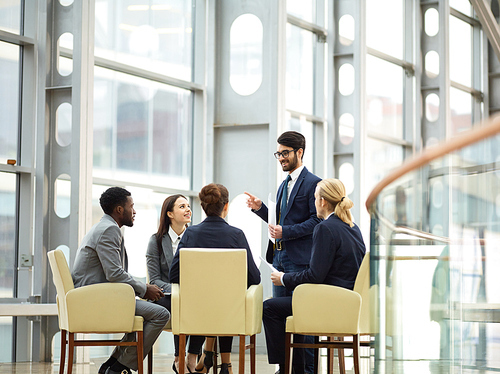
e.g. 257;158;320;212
366;116;500;372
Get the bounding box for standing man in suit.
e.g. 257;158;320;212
245;131;321;298
72;187;169;374
246;131;320;374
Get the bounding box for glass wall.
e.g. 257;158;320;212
285;1;326;174
0;1;23;363
0;42;20;164
368;123;500;371
92;1;198;358
93;67;193;189
364;0;408;194
94;0;193;81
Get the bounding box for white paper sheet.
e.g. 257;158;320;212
259;255;278;272
268;193;276;243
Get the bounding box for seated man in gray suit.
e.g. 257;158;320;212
72;187;169;374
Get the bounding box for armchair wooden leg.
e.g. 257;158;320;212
353;335;360;374
239;336;245;374
137;331;144;374
179;335;186;374
284;333;293;374
314;336;319;374
213;338;218;374
67;333;74;374
59;330;66;374
250;335;256;374
327;336;334;374
148;350;153;374
337;337;345;374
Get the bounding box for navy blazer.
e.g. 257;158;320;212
282;214;366;291
169;216;261;287
254;167;321;265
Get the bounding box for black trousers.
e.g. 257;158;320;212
263;296;305;374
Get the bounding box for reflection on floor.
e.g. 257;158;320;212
1;354;500;373
0;353;368;374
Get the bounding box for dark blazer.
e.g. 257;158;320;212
254;167;321;265
146;233;174;293
282;214;366;291
169;216;261;287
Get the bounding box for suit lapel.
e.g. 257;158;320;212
162;235;174;260
121;237;128;271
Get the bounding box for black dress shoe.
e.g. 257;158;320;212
98;357;117;374
105;367;131;374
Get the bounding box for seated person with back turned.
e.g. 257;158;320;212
262;179;366;374
71;187;169;374
169;183;261;374
146;194;205;374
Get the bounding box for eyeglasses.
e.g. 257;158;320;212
273;149;297;159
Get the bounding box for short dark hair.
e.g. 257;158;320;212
277;131;306;159
99;187;131;215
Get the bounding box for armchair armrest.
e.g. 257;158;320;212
290;284;361;334
65;283;136;333
245;284;263;334
171;283;180;334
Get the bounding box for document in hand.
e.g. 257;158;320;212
259;255;278;272
268;193;276;244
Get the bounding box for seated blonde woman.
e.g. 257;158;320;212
262;178;366;374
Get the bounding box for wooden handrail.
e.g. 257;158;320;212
365;115;500;211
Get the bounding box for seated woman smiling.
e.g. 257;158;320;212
146;194;204;374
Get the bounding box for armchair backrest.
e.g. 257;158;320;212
48;249;75;297
353;252;372;334
47;249;75;329
178;248;247;335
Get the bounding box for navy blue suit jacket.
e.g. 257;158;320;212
282;214;366;291
254;167;321;265
169;216;261;287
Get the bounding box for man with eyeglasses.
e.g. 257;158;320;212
245;131;321;374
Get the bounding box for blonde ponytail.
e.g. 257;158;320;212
317;179;354;227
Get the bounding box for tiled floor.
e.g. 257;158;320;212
0;353;366;374
2;354;499;374
0;354;278;374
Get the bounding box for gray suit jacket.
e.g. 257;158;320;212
146;234;173;293
71;214;147;298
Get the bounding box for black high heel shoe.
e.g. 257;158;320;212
196;350;214;373
172;362;179;374
219;363;231;374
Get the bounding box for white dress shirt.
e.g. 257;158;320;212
168;225;186;254
285;165;305;202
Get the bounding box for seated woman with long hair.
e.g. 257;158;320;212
146;194;204;373
169;183;261;374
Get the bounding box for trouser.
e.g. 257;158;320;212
272;250;314;373
263;296;306;374
112;299;170;370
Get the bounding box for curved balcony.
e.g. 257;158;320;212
366;116;500;372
